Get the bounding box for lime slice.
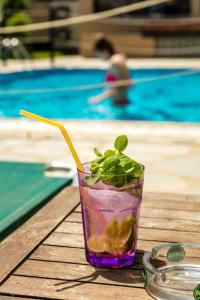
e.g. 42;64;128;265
118;215;136;244
105;216;136;255
106;219;118;238
88;215;136;255
87;235;107;253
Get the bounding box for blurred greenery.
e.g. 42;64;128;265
1;0;30;28
6;11;31;27
30;51;64;59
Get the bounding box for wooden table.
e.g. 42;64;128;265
0;187;199;300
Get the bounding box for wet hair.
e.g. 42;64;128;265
94;37;115;56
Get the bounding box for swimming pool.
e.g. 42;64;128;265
0;68;199;122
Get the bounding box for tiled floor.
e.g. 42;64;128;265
0;118;199;195
1;56;200;72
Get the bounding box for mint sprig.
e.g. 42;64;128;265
114;135;128;152
83;135;143;187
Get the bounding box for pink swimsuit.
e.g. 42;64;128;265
105;72;118;83
105;71;131;106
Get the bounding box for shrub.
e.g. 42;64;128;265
6;11;31;27
1;0;30;26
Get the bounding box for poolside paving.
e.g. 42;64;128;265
0;118;199;195
1;56;200;73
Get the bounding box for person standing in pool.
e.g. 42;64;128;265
89;36;132;106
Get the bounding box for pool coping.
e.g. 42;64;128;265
1;56;200;74
0;119;199;143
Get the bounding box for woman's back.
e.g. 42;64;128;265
107;53;131;106
89;36;132;106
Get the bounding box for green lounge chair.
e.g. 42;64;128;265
0;161;74;240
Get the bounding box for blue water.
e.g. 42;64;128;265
0;68;199;122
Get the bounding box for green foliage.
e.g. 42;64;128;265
94;147;102;157
83;135;143;187
6;11;31;27
1;0;30;30
114;135;128;152
30;51;64;59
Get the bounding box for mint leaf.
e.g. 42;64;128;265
83;175;100;185
94;147;102;157
86;135;143;187
114;135;128;152
114;149;120;156
120;157;133;169
130;162;143;176
113;177;126;188
96;156;105;164
90;161;99;173
101;174;114;185
103;155;120;171
104;149;115;157
124;166;135;174
96;167;103;176
102;173;125;187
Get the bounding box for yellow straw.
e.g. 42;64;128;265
20;110;84;172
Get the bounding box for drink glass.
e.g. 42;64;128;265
78;162;144;268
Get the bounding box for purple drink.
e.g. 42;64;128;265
78;163;144;268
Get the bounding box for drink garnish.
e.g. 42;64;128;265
87;214;136;255
84;135;143;187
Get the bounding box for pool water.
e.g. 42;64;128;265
0;68;199;122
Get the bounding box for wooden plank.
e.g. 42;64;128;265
142;198;200;211
66;213;82;223
30;245;143;266
139;217;200;232
138;240;200;257
75;192;200;213
66;212;200;232
143;192;200;204
0;191;199;300
0;187;79;284
0;276;151;300
56;222;83;234
42;232;154;249
15;260;143;288
141;207;200;221
44;232;84;248
43;232;200;257
138;227;200;243
75;192;200;206
0;297;40;300
75;206;200;221
55;218;200;235
53;222;200;244
30;245;199;265
31;245;87;264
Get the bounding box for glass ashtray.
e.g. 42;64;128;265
143;243;200;300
